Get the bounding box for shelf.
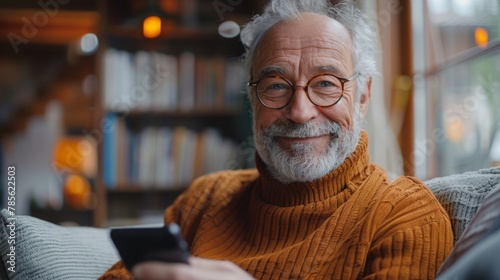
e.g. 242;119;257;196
112;106;244;118
0;9;97;46
104;26;245;55
108;185;186;194
108;108;248;140
106;25;221;40
105;185;184;227
30;206;94;227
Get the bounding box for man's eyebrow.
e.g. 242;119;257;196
313;65;343;75
256;66;287;78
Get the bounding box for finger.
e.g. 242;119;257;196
133;261;191;280
189;257;240;272
188;257;255;279
133;260;254;280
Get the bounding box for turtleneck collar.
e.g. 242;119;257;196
255;131;371;206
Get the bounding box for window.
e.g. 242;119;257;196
412;0;500;179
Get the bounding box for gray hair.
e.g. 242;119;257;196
240;0;377;102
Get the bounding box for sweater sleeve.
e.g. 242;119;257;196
362;177;454;280
98;260;132;280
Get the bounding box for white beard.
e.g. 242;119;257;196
254;116;361;184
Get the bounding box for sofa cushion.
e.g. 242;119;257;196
425;166;500;243
0;209;120;280
437;182;500;274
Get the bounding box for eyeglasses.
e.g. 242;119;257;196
247;73;357;109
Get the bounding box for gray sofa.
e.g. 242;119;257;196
1;167;500;280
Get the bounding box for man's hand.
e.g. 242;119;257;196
132;256;255;280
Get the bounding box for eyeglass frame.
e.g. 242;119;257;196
247;73;358;109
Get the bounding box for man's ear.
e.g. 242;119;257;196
358;77;372;119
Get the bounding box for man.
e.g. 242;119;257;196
101;0;453;279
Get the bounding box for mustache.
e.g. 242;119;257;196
262;121;343;138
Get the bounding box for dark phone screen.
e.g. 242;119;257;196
110;223;190;271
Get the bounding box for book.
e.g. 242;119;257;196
138;127;157;188
102;112;119;188
155;127;173;188
103;49;247;111
178;52;196;110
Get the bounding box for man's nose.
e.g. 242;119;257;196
284;87;318;123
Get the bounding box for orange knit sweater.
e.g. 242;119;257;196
100;133;453;279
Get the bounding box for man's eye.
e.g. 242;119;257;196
316;81;334;87
268;83;289;90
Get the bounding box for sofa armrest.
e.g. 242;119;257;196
425;166;500;243
0;209;120;280
437;182;500;275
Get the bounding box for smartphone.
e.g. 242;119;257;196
110;223;190;271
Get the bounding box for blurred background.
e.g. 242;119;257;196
0;0;499;227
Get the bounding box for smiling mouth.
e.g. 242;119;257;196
277;135;329;143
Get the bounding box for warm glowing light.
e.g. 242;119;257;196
143;16;162;38
53;137;97;178
445;117;464;142
475;27;488;48
64;174;92;209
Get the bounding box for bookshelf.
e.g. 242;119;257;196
93;0;259;227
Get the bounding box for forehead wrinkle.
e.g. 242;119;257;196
259;35;352;63
255;35;301;63
265;32;348;51
253;18;355;79
304;54;351;77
